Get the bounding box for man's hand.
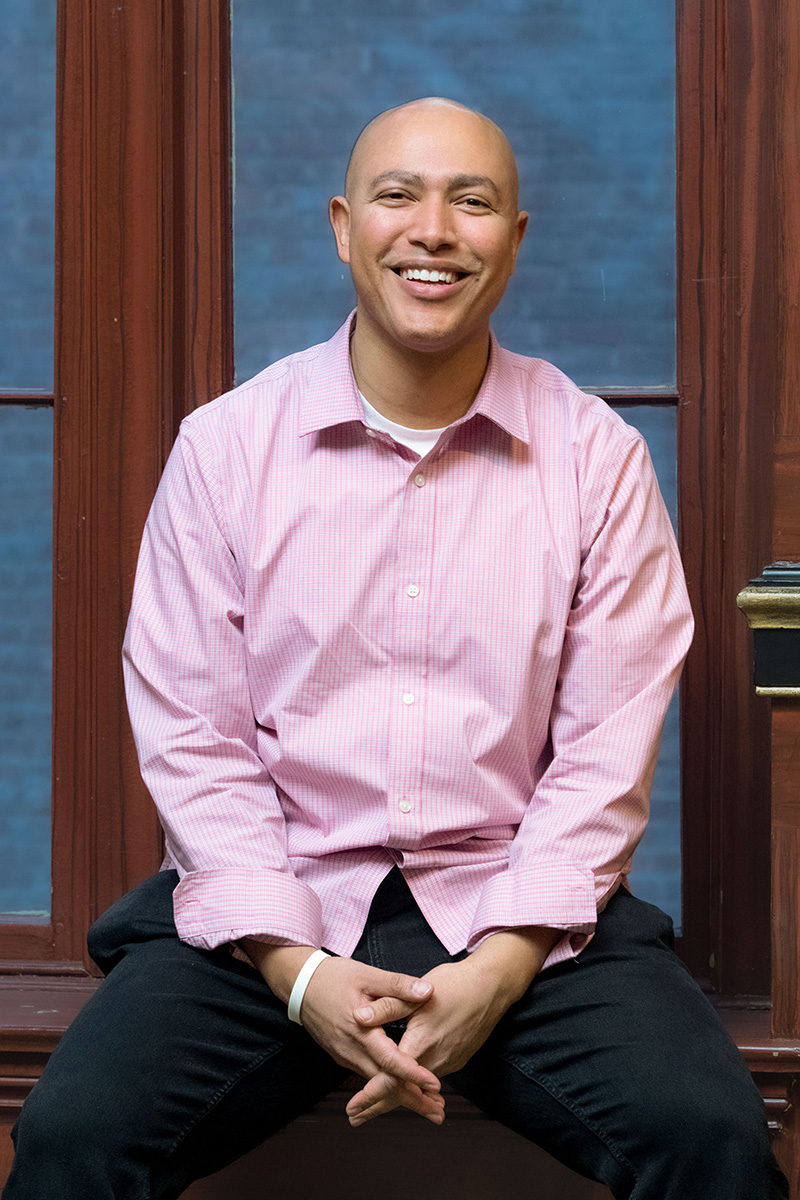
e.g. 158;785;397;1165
345;927;560;1126
241;941;445;1124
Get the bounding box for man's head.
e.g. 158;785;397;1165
329;98;527;360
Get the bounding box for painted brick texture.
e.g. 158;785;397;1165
0;0;680;922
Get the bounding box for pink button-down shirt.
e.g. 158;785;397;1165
123;314;693;970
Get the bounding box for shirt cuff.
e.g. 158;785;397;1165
466;858;598;955
172;868;323;951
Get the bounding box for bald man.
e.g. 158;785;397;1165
4;99;787;1199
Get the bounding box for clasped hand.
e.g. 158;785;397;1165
331;927;560;1127
341;956;514;1127
298;956;447;1125
248;927;555;1128
304;956;517;1127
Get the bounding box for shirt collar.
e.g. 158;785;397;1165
299;311;531;446
298;313;363;436
456;332;531;445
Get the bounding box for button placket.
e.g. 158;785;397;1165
384;463;436;845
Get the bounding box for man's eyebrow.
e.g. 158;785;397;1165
367;170;501;200
448;174;501;200
368;171;426;191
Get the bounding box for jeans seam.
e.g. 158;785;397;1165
367;915;386;970
160;1039;287;1163
501;1049;639;1191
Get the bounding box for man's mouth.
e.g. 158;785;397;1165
394;267;464;286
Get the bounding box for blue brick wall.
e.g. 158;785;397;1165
0;0;56;389
0;1;681;923
232;2;682;923
232;0;675;387
0;0;55;915
619;407;680;921
0;407;52;914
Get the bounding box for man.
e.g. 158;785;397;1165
4;98;787;1198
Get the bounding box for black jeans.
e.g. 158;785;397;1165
3;869;788;1199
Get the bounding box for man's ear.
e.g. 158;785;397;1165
512;210;529;263
507;210;529;276
329;196;351;264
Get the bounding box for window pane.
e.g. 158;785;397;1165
614;405;680;928
0;0;56;389
0;406;52;916
232;4;681;929
233;0;675;385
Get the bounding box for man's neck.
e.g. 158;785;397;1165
349;316;491;430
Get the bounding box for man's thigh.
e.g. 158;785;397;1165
5;872;347;1200
449;889;785;1199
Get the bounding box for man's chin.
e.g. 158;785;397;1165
388;318;480;358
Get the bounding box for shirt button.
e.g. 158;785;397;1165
365;428;377;438
402;692;415;706
414;473;426;488
399;799;413;813
406;584;420;598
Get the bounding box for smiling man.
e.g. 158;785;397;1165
331;101;527;409
4;99;788;1200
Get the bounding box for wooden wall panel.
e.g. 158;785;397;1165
775;440;800;561
766;0;800;1058
50;0;233;967
678;0;776;994
776;4;800;440
771;704;800;1038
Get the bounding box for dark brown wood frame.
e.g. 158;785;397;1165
3;0;800;1189
0;0;233;970
677;0;776;998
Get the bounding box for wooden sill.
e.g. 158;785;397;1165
713;1003;800;1066
1;979;798;1096
1;978;799;1058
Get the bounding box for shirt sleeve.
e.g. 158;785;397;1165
467;433;694;963
122;423;323;952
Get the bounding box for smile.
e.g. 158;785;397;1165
395;268;463;285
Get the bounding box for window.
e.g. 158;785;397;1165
0;0;56;923
231;0;683;922
0;0;777;1002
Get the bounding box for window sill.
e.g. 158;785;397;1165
1;983;798;1132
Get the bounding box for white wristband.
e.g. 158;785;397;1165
287;949;331;1025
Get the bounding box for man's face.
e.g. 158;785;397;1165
329;104;528;359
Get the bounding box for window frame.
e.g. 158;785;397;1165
0;0;233;972
0;0;778;1006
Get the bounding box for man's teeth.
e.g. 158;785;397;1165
399;268;458;284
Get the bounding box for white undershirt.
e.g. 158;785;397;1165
359;392;450;457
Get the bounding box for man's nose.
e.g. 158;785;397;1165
408;196;455;251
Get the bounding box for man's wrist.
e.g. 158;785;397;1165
240;939;319;1004
468;927;561;1005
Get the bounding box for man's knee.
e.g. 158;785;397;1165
6;1076;134;1197
636;1077;780;1181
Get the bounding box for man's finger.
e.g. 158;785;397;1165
346;1071;399;1117
363;1027;441;1090
371;970;433;1003
354;995;420;1026
335;1023;439;1093
347;1075;445;1127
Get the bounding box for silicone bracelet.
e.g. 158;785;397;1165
287;949;331;1025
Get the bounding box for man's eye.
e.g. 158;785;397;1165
379;190;409;202
461;196;489;209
